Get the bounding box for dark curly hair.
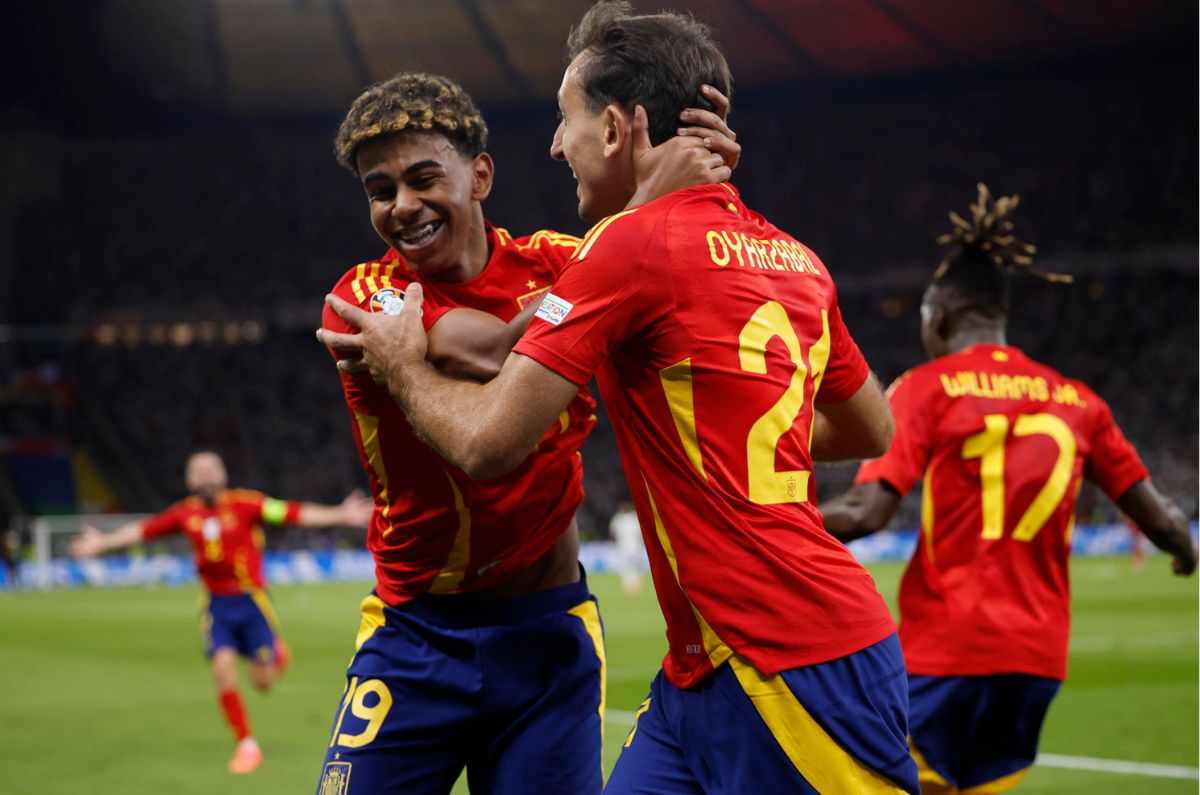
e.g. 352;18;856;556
334;73;488;174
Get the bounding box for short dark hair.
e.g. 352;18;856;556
566;1;732;146
334;73;488;174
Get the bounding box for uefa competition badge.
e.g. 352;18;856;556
369;287;406;316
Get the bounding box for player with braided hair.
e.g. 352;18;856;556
821;184;1197;794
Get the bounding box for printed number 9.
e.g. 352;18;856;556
329;676;393;749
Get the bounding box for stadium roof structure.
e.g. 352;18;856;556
51;0;1192;116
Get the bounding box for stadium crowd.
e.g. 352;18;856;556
14;59;1196;540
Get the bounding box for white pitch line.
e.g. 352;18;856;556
1036;753;1199;780
604;711;1199;781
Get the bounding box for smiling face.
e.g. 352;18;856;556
356;132;494;282
550;56;635;222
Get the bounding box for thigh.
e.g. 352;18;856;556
605;675;705;795
237;593;279;665
315;596;479;795
202;598;237;657
957;675;1061;792
468;597;606;795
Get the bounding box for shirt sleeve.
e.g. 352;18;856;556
513;214;665;386
815;300;870;403
855;370;933;496
141;506;183;540
260;497;303;525
321;262;449;365
1083;390;1149;500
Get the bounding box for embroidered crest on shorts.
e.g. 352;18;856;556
318;761;352;795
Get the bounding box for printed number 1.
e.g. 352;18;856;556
329;676;393;748
961;413;1078;541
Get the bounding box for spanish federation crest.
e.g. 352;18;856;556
319;761;351;795
369;287;405;316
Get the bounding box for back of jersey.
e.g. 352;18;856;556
518;183;897;687
858;344;1148;679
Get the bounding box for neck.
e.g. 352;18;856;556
948;327;1007;354
428;207;490;283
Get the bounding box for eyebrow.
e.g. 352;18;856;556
362;160;445;185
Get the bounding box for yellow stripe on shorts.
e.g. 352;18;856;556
729;654;907;794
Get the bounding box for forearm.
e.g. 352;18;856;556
296;504;352;528
810;374;893;462
387;357;528;479
101;522;146;553
1138;501;1194;558
819;481;901;543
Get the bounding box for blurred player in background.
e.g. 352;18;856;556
326;4;920;792
609;501;645;595
314;72;738;793
70;450;372;774
821;185;1198;795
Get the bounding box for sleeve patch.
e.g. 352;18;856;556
535;293;574;326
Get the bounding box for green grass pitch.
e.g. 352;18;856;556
0;558;1194;794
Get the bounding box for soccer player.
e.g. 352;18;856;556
69;450;373;774
323;5;921;792
313;72;739;794
820;185;1198;795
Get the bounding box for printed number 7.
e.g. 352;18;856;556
962;413;1077;541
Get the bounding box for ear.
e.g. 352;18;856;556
470;152;495;201
602;103;634;160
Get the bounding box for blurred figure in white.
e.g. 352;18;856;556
609;501;646;596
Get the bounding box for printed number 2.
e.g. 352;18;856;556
329;676;393;748
961;413;1077;541
738;302;831;505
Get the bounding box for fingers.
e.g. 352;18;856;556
336;358;369;374
632;105;652;152
403;282;425;316
316;328;364;351
699;84;731;120
678;108;734;141
325;294;368;328
678;129;741;169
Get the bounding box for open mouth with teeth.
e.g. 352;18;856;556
396;220;445;249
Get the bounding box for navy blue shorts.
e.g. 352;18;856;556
202;591;279;664
315;575;605;795
908;673;1062;794
606;633;920;794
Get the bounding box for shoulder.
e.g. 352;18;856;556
328;253;414;306
226;488;266;507
496;227;581;257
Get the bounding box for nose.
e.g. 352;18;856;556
391;185;422;221
549;121;565;161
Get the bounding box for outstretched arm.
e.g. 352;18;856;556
69;521;145;558
1118;480;1197;575
820;481;903;543
293;489;374;529
319;284;579;480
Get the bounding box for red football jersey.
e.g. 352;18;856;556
322;224;596;605
141;489;300;595
514;183;895;688
856;344;1148;680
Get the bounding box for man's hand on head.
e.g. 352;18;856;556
317;283;430;391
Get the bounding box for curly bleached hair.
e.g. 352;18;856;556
933;183;1071;316
334;73;488;174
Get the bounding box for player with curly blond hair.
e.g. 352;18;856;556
313;69;739;794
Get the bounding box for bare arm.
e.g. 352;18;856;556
425;302;541;382
69;521;145;558
294;490;374;529
1118;480;1197;575
811;373;894;462
319;285;580;480
820;481;903;543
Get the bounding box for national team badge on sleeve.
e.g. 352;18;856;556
369;287;406;316
318;761;351;795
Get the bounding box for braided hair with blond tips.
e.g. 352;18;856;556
931;183;1071;317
